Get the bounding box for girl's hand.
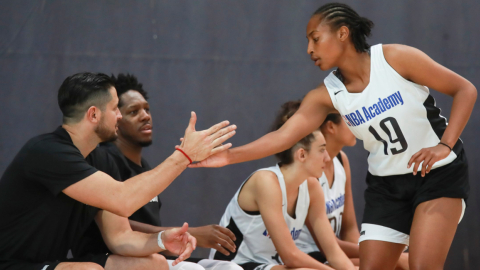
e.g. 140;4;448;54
407;144;451;177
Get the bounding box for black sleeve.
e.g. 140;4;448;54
23;141;98;196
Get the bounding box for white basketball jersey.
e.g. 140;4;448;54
296;156;346;253
325;44;460;176
209;164;310;265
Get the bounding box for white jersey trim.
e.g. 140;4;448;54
359;223;410;245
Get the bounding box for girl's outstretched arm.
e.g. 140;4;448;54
190;86;336;168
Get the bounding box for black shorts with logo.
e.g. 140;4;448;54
362;149;469;237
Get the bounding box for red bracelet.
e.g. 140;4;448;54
175;147;192;164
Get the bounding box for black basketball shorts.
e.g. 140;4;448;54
359;149;469;245
239;262;278;270
35;253;110;270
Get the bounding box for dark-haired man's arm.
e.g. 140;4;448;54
63;112;236;217
128;220;236;256
96;210;195;266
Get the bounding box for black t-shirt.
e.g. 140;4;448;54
73;142;162;257
0;127;120;265
101;142;162;226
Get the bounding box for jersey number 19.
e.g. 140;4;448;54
368;117;408;155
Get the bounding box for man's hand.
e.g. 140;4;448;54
178;112;236;162
188;225;237;256
162;223;197;266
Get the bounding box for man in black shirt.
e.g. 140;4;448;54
0;72;237;270
74;74;242;270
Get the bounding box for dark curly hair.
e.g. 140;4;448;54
271;100;343;165
111;73;149;107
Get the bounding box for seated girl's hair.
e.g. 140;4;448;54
271;100;318;166
271;101;343;166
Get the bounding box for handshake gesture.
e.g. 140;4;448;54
176;112;236;163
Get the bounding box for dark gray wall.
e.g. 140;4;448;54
1;1;479;268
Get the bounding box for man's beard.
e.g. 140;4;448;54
138;140;153;147
95;119;117;143
116;126;153;148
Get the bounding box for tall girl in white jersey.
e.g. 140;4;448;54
284;101;409;269
210;102;355;270
192;3;476;269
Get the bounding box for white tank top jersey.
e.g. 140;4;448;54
296;156;346;253
325;44;460;176
209;164;310;265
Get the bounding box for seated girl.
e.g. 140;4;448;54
210;101;355;270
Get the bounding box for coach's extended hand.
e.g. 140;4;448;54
177;111;236;162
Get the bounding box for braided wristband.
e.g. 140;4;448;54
175;147;192;164
438;142;452;152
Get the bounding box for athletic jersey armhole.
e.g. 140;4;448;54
377;44;429;94
235;168;283;217
375;44;403;81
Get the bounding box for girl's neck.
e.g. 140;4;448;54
279;164;307;190
337;50;371;91
323;138;344;187
326;139;343;162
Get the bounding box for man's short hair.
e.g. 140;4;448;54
58;72;114;124
111;73;148;107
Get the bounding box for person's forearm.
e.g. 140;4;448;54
118;151;189;217
441;85;476;147
228;130;298;165
129;220;174;234
341;231;360;245
336;238;359;258
339;226;360;245
108;231;163;257
281;249;333;270
312;221;352;270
